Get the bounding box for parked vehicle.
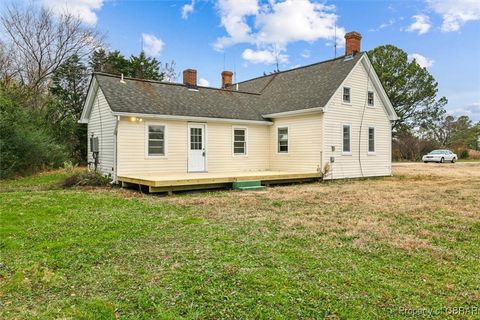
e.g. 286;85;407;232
422;150;457;163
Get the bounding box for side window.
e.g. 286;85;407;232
368;91;374;106
343;125;351;153
343;87;351;103
148;125;165;156
368;127;375;153
233;128;247;155
277;127;289;153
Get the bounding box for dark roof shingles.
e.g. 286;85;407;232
95;53;363;121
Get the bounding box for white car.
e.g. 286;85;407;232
422;149;457;163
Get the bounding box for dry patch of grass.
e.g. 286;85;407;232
167;162;480;254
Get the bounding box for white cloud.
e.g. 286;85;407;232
408;53;434;68
142;33;164;56
428;0;480;32
301;50;310;58
198;78;210;86
405;14;431;35
369;18;396;32
42;0;103;25
214;0;344;65
181;0;195;19
449;102;480;121
242;48;288;64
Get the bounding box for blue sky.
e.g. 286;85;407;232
41;0;480;121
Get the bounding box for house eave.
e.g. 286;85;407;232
111;112;273;125
262;107;324;119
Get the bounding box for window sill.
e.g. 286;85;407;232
367;105;375;108
342;152;352;156
367;152;376;156
233;154;248;158
277;152;289;155
145;155;168;160
341;101;351;106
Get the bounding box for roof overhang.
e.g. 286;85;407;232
78;75;99;124
112;112;273;125
262;107;324;119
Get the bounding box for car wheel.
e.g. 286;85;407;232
451;157;456;163
440;157;444;163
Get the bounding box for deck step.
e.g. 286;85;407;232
232;180;264;190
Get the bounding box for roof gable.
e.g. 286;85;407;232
79;52;397;122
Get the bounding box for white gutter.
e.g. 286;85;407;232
262;107;324;119
111;112;273;125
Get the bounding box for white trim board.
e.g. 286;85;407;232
112;112;273;126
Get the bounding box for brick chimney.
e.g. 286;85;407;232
221;71;233;89
345;31;362;56
183;69;197;87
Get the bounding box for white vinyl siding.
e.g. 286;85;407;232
117;119;269;175
269;114;323;172
323;58;392;179
87;88;116;178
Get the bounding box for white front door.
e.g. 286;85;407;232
188;123;207;172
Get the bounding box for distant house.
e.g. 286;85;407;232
79;31;398;191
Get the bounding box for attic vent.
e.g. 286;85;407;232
344;54;354;61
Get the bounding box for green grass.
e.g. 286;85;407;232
1;166;479;319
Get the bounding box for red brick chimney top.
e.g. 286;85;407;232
345;31;362;56
221;71;233;89
183;69;197;87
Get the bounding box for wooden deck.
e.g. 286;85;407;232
118;171;321;193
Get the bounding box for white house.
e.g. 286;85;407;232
79;32;398;192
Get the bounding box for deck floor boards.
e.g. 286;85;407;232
118;171;321;189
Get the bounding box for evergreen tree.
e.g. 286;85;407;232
48;55;89;163
129;51;164;80
368;45;447;135
90;48;108;72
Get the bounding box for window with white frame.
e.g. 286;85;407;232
368;91;374;106
277;127;289;153
343;87;351;103
343;125;351;153
233;128;247;155
368;127;375;153
148;125;165;156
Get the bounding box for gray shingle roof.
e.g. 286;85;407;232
94;53;364;122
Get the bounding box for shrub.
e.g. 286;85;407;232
62;171;111;188
459;149;469;159
0;91;68;179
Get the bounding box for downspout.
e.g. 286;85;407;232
113;115;120;183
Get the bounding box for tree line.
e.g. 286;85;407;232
0;4;177;178
368;45;479;161
1;3;479;179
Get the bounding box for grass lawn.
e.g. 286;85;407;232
1;163;479;319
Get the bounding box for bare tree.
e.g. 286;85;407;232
0;3;102;95
161;60;179;82
0;40;16;83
